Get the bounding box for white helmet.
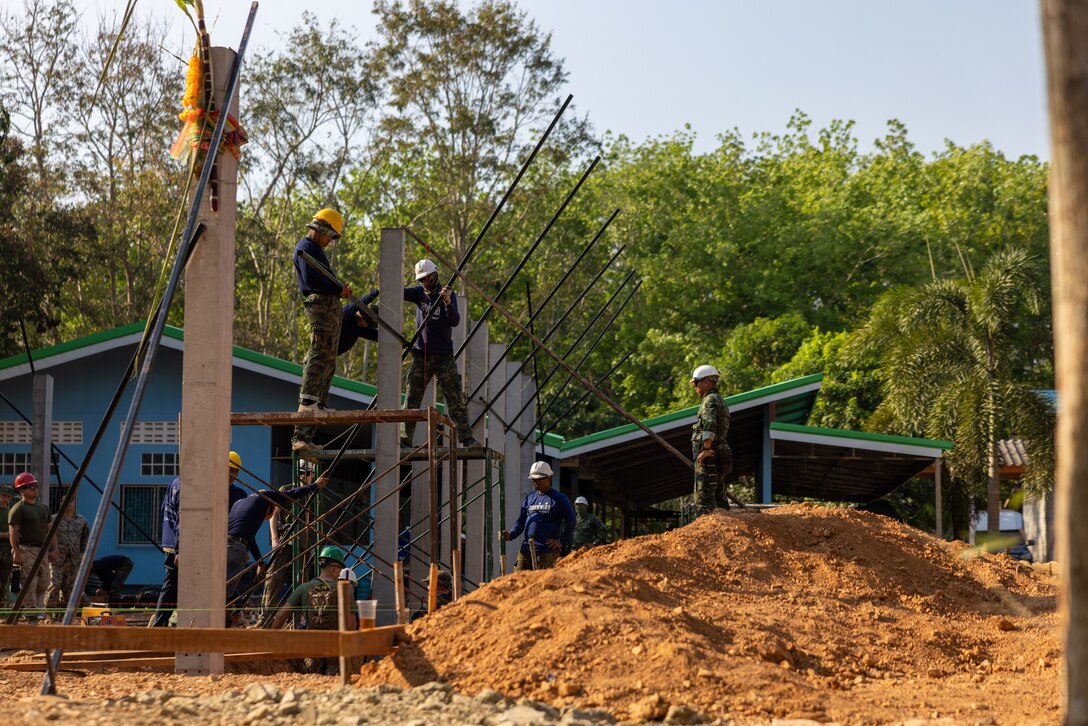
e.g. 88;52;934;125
528;461;553;480
574;496;588;506
338;567;358;583
690;364;720;382
415;259;438;280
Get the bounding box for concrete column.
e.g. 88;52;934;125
486;344;507;579
934;458;944;539
504;362;525;552
374;228;405;624
756;403;774;504
464;322;488;584
176;47;239;676
519;372;537;488
31;374;53;508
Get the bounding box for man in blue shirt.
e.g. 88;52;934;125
226;474;327;622
292;207;352;452
501;461;575;572
149;451;249;627
401;259;477;448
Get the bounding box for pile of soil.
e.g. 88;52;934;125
359;505;1061;724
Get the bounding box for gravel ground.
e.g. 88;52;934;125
5;680;793;726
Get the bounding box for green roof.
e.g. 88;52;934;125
769;422;953;450
559;373;824;451
0;321;377;398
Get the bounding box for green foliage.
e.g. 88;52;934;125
715;313;811;396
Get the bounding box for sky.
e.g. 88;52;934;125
78;0;1050;159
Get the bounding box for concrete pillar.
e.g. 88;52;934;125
486;344;507;579
756;403;774;504
464;322;488;585
519;372;537;489
31;374;53;508
444;303;467;580
374;228;405;624
504;362;525;552
176;47;239;676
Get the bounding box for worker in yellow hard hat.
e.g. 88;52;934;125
292;207;353;452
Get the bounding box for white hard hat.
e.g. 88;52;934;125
574;496;588;506
415;259;438;280
528;461;553;479
338;567;358;583
690;364;720;382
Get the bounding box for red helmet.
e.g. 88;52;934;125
13;472;38;489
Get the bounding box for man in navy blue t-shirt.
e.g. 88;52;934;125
501;461;575;572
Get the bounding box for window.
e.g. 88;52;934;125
0;452;32;476
119;484;166;545
140;452;179;477
123;421;178;444
0;421;82;444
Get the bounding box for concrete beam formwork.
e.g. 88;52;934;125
374;229;405;624
464;321;488;584
177;46;239;676
487;344;508;578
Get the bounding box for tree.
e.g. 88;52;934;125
854;247;1055;537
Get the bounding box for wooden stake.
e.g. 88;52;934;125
337;579;353;686
393;560;406;625
451;548;462;600
428;562;439;614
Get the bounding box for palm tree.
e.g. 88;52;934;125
855;246;1055;538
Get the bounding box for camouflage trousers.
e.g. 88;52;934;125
294;294;342;444
404;352;473;443
693;443;733;515
47;556;80;609
18;546;51;615
260;546;292;617
0;545;11;603
513;549;560;572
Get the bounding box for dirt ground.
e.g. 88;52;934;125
359;505;1061;724
0;505;1063;724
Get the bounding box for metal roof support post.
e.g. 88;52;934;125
757;403;774;504
934;457;943;540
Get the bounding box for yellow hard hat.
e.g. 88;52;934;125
309;208;344;238
229;451;242;470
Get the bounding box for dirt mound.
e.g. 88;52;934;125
359;505;1062;724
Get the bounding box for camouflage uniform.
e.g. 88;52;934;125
692;385;732;515
261;485;298;617
572;511;610;550
403;353;473;443
293;293;342;445
0;485;13;603
46;513;89;608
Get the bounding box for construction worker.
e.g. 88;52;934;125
271;545;356;674
150;451;249;627
0;483;14;603
410;569;453;622
8;472;56;620
572;496;610;550
226;472;328;623
690;364;732;515
337;293;380;356
401;259;478;448
261;460;316;618
292;207;353;452
500;461;575;571
91;555;133;604
45;499;89;611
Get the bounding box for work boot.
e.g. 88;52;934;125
400;436;412;449
298;400;333;413
460;437;480;448
292;439;323;452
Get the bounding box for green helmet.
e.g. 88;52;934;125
318;545;346;567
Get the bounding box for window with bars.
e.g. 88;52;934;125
140;452;179;477
122;421;179;444
119;484;165;545
0;421;83;444
0;452;32;476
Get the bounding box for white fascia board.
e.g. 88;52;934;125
769;427;945;459
0;332;147;381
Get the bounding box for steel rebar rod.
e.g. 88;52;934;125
463;210;619;406
518;279;643;431
476;269;636;431
454;155;600;360
300;251;409;346
402;94;574;358
525;282;546;457
43;5;258;695
405;228;701;473
529;350;634;446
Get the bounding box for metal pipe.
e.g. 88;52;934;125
470;252;631;429
405;228;698;473
454;156;601;360
491;272;637;431
463;210;618;405
523;279;643;431
43;6;258;694
529;350;634;446
402;94;574;358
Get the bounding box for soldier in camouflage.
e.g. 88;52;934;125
690;364;732;515
572;496;611;550
292;208;353;452
0;484;13;602
401;259;477;447
46;500;89;609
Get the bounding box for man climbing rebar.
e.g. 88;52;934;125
292;207;353;452
400;259;478;448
